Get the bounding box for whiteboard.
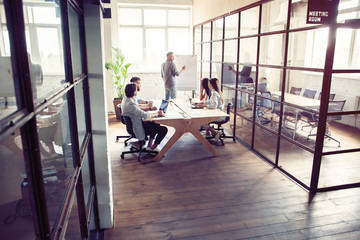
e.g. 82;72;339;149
173;55;197;91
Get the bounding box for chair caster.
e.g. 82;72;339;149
121;154;124;159
124;142;128;146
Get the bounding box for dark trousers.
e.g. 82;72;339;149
143;122;168;145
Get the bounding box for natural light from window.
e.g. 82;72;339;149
118;4;192;72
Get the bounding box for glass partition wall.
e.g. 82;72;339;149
0;1;99;239
194;0;360;193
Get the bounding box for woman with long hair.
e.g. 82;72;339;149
195;78;225;142
200;78;211;101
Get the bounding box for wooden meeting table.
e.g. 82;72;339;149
144;99;229;161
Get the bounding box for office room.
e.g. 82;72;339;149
0;0;360;239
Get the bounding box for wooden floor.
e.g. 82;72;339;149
105;114;360;240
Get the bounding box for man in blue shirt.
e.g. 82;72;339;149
129;76;157;111
161;52;185;100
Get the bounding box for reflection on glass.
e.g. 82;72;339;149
253;125;277;163
212;18;223;41
0;56;17;119
144;9;166;26
223;39;237;63
0;130;36;239
259;33;285;66
235;89;254;119
23;1;66;102
278;138;314;186
203;23;211;42
81;150;90;206
287;29;327;68
334;28;359;69
212;41;222;62
234;116;253;146
289;0;317;29
36;95;74;228
64;192;82;239
261;0;288;33
239;37;257;64
225;13;238;39
75;83;86;145
319;152;360;188
240;6;259;36
69;4;83;77
118;8;142;26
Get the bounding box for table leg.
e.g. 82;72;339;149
154;128;184;161
190;129;219;157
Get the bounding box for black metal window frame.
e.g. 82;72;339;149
193;0;360;193
1;0;99;239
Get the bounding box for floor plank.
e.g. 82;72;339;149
105;114;360;240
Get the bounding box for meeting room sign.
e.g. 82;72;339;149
307;0;339;24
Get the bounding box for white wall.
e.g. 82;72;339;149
193;0;258;25
84;2;113;229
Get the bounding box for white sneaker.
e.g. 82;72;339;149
214;132;221;143
146;147;160;152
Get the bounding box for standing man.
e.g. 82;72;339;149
161;52;186;100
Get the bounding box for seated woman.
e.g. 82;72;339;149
199;77;211;101
121;83;168;151
195;78;225;142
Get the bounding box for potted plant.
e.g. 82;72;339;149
105;47;131;119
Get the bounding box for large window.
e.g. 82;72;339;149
194;0;360;192
118;4;192;72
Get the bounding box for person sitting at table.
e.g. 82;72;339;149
200;77;211;101
121;83;168;152
195;78;225;142
129;76;157;111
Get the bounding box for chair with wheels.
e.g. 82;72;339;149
207;102;234;145
115;103;132;146
302;100;346;147
120;115;158;161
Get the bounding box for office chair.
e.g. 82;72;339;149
304;100;346;147
207;103;234;145
255;91;272;124
290;87;302;95
318;92;335;100
115;103;132;146
303;89;317;99
120;116;158;161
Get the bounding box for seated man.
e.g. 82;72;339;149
121;83;168;151
129;76;157;111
